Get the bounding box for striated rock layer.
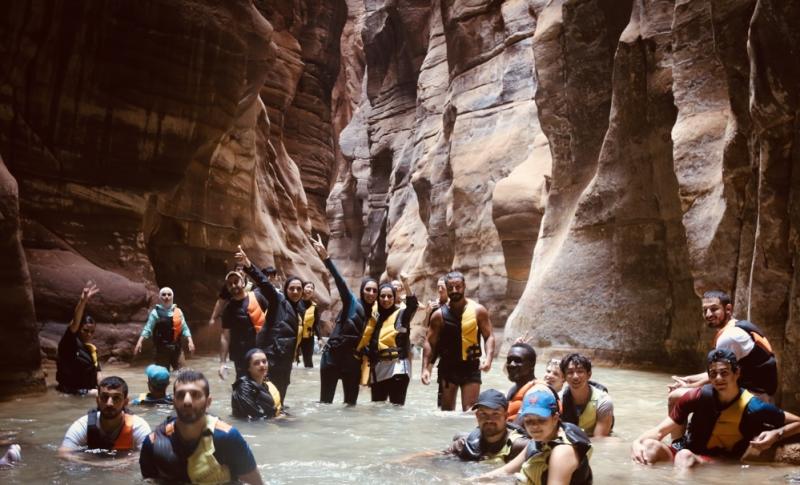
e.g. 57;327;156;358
0;0;345;388
503;0;800;408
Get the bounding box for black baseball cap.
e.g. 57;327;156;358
471;389;508;410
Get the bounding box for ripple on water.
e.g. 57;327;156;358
0;355;797;483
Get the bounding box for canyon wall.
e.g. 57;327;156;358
0;0;345;395
0;0;797;407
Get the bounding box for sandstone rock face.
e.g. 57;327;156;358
502;0;800;407
328;0;551;323
0;157;45;397
0;0;346;394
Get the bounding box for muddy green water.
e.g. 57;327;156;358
1;354;798;484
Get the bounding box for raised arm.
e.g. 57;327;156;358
310;234;357;319
235;246;281;308
69;282;99;333
398;272;418;327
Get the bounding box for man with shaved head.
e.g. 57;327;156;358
134;287;195;370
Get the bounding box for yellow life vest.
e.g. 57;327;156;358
301;303;316;339
577;386;600;436
518;426;592;485
357;303;379;385
186;416;233;484
484;429;526;465
265;380;283;415
706;389;754;452
85;342;99;367
374;308;403;360
459;299;480;361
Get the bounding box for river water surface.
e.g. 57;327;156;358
1;354;799;484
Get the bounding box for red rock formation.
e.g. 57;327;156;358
0;157;45;397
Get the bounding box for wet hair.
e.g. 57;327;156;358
560;353;592;374
359;277;379;301
444;271;465;285
703;290;731;307
244;348;268;367
263;266;278;276
510;342;537;364
174;369;210;397
283;276;303;294
707;348;739;373
98;376;128;397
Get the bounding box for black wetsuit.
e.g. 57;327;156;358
56;326;100;394
319;258;369;405
249;266;300;404
231;375;279;419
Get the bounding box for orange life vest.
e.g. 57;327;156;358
246;292;266;333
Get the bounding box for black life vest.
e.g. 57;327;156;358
57;332;99;390
86;410;135;451
718;320;777;395
458;422;528;462
231;376;281;419
326;301;370;370
154;306;182;348
257;296;300;365
438;299;481;368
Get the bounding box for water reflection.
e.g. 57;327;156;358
0;355;797;484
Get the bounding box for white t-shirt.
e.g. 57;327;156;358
61;412;151;450
715;320;755;361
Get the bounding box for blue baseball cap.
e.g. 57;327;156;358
520;388;559;418
145;365;170;387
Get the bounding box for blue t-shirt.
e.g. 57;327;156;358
140;417;257;481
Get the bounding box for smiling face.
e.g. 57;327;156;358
362;281;378;305
702;297;731;329
506;347;535;384
226;274;245;298
523;413;559;442
247;351;269;383
544;360;565;392
565;361;590;390
302;283;315;301
379;287;395;310
286;279;303;303
707;360;739;396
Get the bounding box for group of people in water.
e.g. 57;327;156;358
15;237;797;483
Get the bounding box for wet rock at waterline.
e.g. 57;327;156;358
0;157;45;397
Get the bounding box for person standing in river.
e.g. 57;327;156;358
310;234;377;405
234;246;302;404
421;271;496;411
360;273;418;405
56;282;102;396
133;286;195;371
218;267;268;381
297;281;321;368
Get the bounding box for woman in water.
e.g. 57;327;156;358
477;388;593;484
362;274;418;405
235;246;303;404
543;358;566;392
231;348;282;419
309;234;378;405
297;281;321;368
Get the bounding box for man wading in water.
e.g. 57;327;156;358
422;271;495;411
